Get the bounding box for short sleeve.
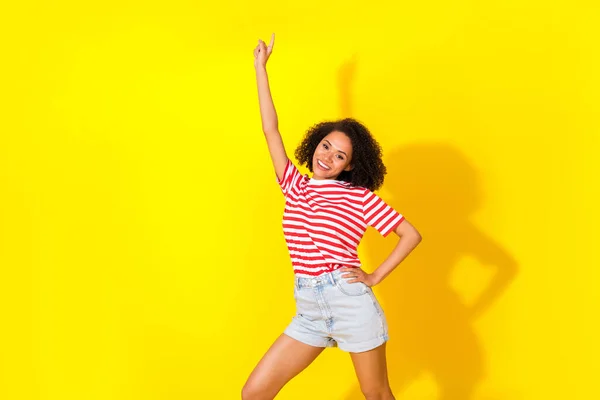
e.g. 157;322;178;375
362;189;405;237
276;158;302;196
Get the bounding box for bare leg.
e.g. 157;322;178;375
350;343;395;400
242;334;325;400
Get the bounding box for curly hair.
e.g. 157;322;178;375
294;118;387;191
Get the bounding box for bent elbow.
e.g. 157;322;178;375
413;230;423;245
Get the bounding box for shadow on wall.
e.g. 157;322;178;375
338;56;519;400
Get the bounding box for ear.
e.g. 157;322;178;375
344;163;354;172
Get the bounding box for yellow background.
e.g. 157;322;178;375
1;1;598;399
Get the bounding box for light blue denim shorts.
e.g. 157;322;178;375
284;268;389;353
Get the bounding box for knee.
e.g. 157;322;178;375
241;384;255;400
362;386;395;400
241;381;270;400
241;383;257;400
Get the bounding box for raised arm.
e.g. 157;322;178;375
254;33;288;181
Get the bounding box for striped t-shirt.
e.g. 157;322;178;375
277;158;404;277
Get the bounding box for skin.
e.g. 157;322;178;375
248;33;422;400
311;131;354;180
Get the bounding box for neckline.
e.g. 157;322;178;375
308;176;342;184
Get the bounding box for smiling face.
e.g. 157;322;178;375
312;130;354;180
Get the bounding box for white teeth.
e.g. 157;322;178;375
318;160;331;170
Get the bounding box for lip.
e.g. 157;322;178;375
317;160;331;171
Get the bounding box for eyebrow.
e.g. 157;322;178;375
324;140;348;156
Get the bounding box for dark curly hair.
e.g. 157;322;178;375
294;118;387;191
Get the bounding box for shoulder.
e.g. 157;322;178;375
334;182;369;202
344;183;370;196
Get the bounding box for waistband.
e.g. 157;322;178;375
294;267;358;289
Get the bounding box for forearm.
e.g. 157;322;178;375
372;233;422;284
255;66;279;133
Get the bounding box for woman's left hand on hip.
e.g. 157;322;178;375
340;267;379;287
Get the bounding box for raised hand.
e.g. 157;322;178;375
254;33;275;69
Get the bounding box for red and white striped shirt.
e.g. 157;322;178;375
277;158;404;277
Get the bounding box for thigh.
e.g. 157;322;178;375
350;343;394;398
243;333;324;399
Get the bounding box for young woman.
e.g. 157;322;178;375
243;34;422;400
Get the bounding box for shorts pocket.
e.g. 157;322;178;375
335;277;369;296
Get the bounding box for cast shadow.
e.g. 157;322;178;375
338;56;519;400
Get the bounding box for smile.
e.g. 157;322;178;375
317;160;331;170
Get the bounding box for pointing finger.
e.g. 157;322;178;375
268;33;275;50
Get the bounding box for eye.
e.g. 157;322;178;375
322;143;329;149
336;154;344;160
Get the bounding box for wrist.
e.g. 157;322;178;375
371;270;385;285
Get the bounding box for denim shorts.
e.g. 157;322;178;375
284;268;389;353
